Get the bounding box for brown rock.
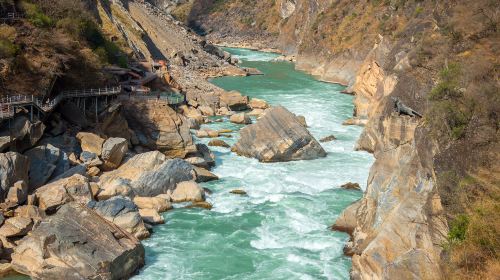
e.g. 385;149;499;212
185;201;213;210
0;217;32;237
230;113;252;124
139;208;165;225
320;135;337;143
199;105;215;116
219;90;249;111
76;132;105;156
133;196;172;212
123;99;195;158
5;181;28;205
208;139;230;148
232;106;326;162
35;174;93;212
340;182;361;191
249;98;269;109
171;181;205;203
11;202;144;279
14;205;45;222
87;166;100;177
296;115;307;127
230;189;247;195
193;166;219;182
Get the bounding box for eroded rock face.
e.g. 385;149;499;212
339;109;447;279
11;202;144;279
99;151;194;198
0;152;29;201
232;106;326;162
122;99;195;158
88;196;150;240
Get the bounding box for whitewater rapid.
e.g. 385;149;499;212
134;48;373;280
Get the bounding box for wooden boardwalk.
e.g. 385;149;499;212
0;86;122;121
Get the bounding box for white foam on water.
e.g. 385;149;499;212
134;49;374;280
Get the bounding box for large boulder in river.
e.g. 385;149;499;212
11;202;144;279
0;152;29;201
232;106;326;162
98;151;194;198
219;91;249;111
87;196;150;239
122;99;195;158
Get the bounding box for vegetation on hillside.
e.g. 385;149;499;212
0;0;129;95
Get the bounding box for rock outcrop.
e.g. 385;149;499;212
11;202;144;279
122;99;195;158
232;106;326;162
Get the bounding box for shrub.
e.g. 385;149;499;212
448;214;469;243
0;38;18;58
21;1;53;28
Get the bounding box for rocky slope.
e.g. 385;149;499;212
172;0;500;279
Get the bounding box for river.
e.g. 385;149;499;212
134;48;373;280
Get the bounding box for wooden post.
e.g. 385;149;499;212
95;97;98;124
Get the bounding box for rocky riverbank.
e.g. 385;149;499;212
168;0;500;279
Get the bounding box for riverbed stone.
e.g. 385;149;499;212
208;139;230;148
171;181;205;203
139;208;164;225
0;216;32;237
219;90;249;111
230;113;252;124
11;202;144;279
249;98;269;109
232;106;326;162
193;166;219;182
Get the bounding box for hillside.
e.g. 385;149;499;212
169;0;500;279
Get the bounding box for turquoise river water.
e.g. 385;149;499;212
133;48;374;280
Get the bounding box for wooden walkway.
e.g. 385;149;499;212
0;86;121;121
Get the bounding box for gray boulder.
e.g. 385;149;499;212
131;158;194;197
101;137;128;171
24;144;70;190
11;202;144;279
87;196;149;240
0;152;29;201
232;106;326;162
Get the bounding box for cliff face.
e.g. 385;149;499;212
172;0;500;279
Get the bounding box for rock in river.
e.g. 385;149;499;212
231;106;326;162
11;202;144;279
